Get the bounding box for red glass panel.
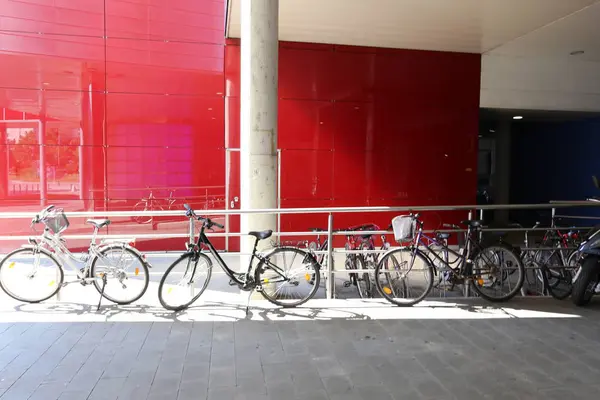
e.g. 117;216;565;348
0;0;104;37
105;93;224;149
0;32;105;91
105;0;224;44
106;38;224;96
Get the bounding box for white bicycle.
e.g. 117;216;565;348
0;205;151;309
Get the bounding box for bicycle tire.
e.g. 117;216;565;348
354;255;371;299
132;202;163;224
470;243;525;302
0;247;63;303
374;248;433;306
91;245;149;305
256;247;320;307
544;265;573;300
158;252;213;311
572;256;599;306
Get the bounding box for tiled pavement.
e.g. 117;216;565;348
2;295;600;399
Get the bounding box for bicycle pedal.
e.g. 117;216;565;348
343;281;352;288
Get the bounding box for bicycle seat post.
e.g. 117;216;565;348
91;226;99;245
246;237;260;278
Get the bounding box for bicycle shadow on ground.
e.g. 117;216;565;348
8;300;376;322
5;296;596;324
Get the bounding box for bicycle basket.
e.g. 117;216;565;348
42;209;70;234
391;215;416;243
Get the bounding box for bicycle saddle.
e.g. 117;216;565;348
86;219;111;229
248;230;273;240
461;219;483;228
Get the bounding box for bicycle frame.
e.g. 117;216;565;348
192;223;287;287
28;227;136;282
411;224;475;277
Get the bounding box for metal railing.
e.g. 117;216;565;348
0;201;598;300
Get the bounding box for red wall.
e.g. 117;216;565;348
226;40;481;247
0;0;480;252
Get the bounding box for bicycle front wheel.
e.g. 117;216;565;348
91;245;149;305
0;247;63;303
256;247;320;307
374;248;433;306
158;252;212;311
350;255;371;299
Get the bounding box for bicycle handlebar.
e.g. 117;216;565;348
183;204;224;229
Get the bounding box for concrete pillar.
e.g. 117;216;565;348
240;0;279;254
493;120;511;223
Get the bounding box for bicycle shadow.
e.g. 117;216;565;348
8;298;375;322
6;296;595;323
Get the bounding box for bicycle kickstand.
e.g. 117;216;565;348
244;289;253;317
97;273;107;311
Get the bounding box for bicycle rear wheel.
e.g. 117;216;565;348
0;247;63;303
545;250;578;300
470;243;524;302
256;247;320;307
132;202;163;224
374;248;433;306
91;245;149;305
158;252;212;311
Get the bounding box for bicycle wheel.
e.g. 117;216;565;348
256;247;320;307
374;248;434;306
352;255;371;299
132;201;163;224
572;256;599;306
470;243;525;302
90;245;149;305
545;250;578;300
0;247;63;303
158;252;212;311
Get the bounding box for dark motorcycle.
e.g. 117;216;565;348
571;176;600;306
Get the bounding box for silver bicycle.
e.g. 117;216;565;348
0;205;151;309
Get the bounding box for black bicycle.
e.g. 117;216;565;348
158;204;320;311
375;213;525;306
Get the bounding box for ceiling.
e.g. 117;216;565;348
226;0;600;112
226;0;597;54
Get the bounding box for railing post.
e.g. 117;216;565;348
326;212;334;300
464;210;472;298
478;208;484;242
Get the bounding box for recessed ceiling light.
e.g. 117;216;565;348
570;50;585;56
489;129;495;133
513;116;523;120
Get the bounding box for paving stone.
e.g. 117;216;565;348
3;298;600;400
